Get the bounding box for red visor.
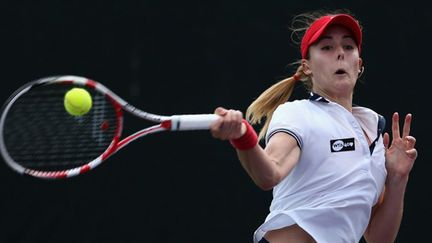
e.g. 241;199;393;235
300;14;362;59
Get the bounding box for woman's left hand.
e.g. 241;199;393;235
383;112;418;180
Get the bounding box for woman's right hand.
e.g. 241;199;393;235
210;107;246;140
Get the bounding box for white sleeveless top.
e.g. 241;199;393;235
253;94;387;243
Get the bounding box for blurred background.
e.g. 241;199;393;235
0;0;429;242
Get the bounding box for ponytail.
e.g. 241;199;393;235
246;65;307;140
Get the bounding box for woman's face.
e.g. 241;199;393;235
303;25;362;98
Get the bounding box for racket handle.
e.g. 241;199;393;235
170;114;220;131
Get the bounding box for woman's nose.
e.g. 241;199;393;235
337;46;344;60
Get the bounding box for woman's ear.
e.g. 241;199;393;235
302;59;312;75
357;58;364;78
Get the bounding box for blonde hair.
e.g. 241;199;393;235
246;66;309;140
246;9;359;140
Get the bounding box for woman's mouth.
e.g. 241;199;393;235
335;69;347;75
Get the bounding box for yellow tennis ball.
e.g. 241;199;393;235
64;88;93;116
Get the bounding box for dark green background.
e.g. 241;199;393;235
0;1;429;242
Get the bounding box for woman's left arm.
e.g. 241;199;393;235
364;112;418;243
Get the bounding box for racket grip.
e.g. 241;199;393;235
170;114;219;131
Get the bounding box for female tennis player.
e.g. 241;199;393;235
210;10;418;243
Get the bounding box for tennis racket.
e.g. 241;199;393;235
0;75;219;179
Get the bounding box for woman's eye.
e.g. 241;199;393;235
321;45;332;50
344;45;354;50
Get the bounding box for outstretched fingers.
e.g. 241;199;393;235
391;112;413;140
387;113;416;150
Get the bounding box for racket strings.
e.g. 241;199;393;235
3;84;118;171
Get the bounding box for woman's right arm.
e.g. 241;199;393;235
210;107;301;190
